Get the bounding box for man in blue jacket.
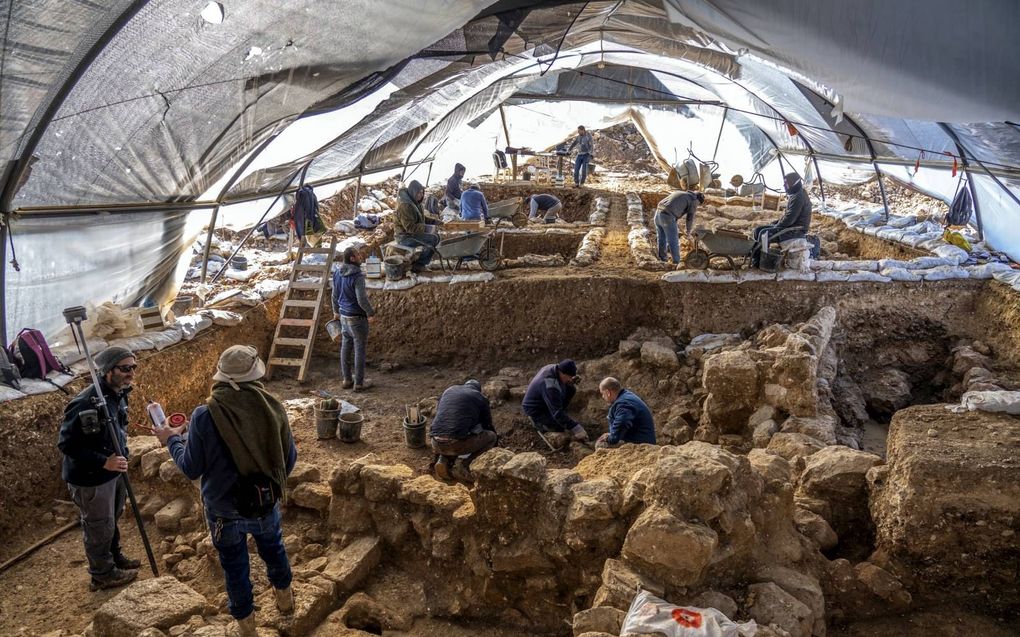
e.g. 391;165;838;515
595;377;656;448
459;184;489;223
522;359;588;443
57;346;140;591
155;345;297;637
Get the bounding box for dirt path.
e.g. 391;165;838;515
594;193;632;269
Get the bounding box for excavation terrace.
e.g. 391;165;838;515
1;180;1019;637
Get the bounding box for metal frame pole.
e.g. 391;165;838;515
0;217;7;348
711;107;728;162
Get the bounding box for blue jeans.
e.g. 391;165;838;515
208;506;292;620
654;212;681;263
340;314;369;385
398;233;440;267
574;153;591;185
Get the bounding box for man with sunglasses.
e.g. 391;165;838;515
57;346;140;591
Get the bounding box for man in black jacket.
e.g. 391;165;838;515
430;380;496;482
753;173;813;244
57;346;140;591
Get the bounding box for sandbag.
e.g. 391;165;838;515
830;260;879;272
960;390;1020;415
880;267;923;282
815;270;851;282
967;263;1013;279
921;266;971;281
847;271;892;283
931;243;970;265
621;590;757;637
664;270;710;283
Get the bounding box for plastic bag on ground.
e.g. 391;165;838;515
959;391;1020;415
621;590;757;637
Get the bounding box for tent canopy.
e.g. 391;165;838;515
2;0;1019;341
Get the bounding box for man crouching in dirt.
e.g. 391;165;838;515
58;346;140;591
430;380;497;483
594;377;656;449
155;345;296;637
522;359;588;447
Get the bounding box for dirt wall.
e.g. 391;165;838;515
497;232;585;259
973;282;1020;366
480;183;594;222
0;299;281;554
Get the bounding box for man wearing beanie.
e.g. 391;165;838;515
521;359;588;445
155;345;296;637
57;346;140;591
429;379;496;483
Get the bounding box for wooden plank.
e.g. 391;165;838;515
269;357;304;367
282;299;320;308
301;247;335;255
272;337;311;346
278;318;314;327
293;263;328;272
288;280;323;290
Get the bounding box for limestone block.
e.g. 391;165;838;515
129;436;161;469
591;558;665;611
747;582;813;637
794;507;838;551
491;540;552;573
322;536;381;594
640;341;680;369
766;432;825;461
572;606;626;636
141;448;170;480
471;447;514;482
859;367;911;418
757;566;826;636
747;449;792;491
499;452;547;484
752;419;779;448
702;349;760;432
853;562;912;610
622;505;717;588
257;580;336;637
154;497;194;533
618;340;641;359
287;462;322;487
359;464;413;502
798;446;881;539
482;379;510;401
691;591;738;619
93;577;207;637
158;459;189;486
781;415;837;445
291;482;332;513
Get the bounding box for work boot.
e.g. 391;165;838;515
353;379;373;392
450;463;475;485
341;379;354;390
231;614;257;637
274;586;295;614
433;457;454;481
89;567;137;592
114;553;141;570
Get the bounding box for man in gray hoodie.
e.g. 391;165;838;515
395;180;440;273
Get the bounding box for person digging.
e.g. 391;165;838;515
594;377;656;449
429;380;497;484
521;359;588;448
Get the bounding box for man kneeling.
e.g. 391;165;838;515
430;380;496;483
595;377;656;449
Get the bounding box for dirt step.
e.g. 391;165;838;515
595;194;633;268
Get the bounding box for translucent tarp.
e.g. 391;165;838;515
5;209;204;340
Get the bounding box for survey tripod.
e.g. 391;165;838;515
62;305;159;577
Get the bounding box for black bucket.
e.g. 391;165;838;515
384;256;407;281
314;407;340;440
759;249;783;273
338;412;363;443
403;416;427;448
231;255;248;271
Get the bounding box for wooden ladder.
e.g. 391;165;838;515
266;236;337;382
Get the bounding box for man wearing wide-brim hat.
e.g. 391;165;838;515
155;345;297;637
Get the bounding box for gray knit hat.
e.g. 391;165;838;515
465;379;481;391
95;346;135;375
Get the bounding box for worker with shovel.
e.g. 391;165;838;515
429;380;497;483
57;346;141;591
522;359;588;448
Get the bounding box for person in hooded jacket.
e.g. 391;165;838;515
445;163;466;210
394;180;440;273
332;246;376;391
753;172;813;243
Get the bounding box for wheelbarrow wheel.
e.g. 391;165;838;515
510;212;528;228
684;249;710;270
709;255;738;271
479;238;502;271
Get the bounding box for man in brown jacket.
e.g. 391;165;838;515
394;180;439;273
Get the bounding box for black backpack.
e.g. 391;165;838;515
947;181;972;227
0;347;21;390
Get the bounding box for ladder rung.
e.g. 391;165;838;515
283;299;320;308
278;318;314;327
294;263;328;272
289;280;323;290
301;247;335;255
269;357;304;367
272;337;310;347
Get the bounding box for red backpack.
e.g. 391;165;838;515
8;328;70;380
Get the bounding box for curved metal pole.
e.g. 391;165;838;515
940;123;1020;242
201;131;284;282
